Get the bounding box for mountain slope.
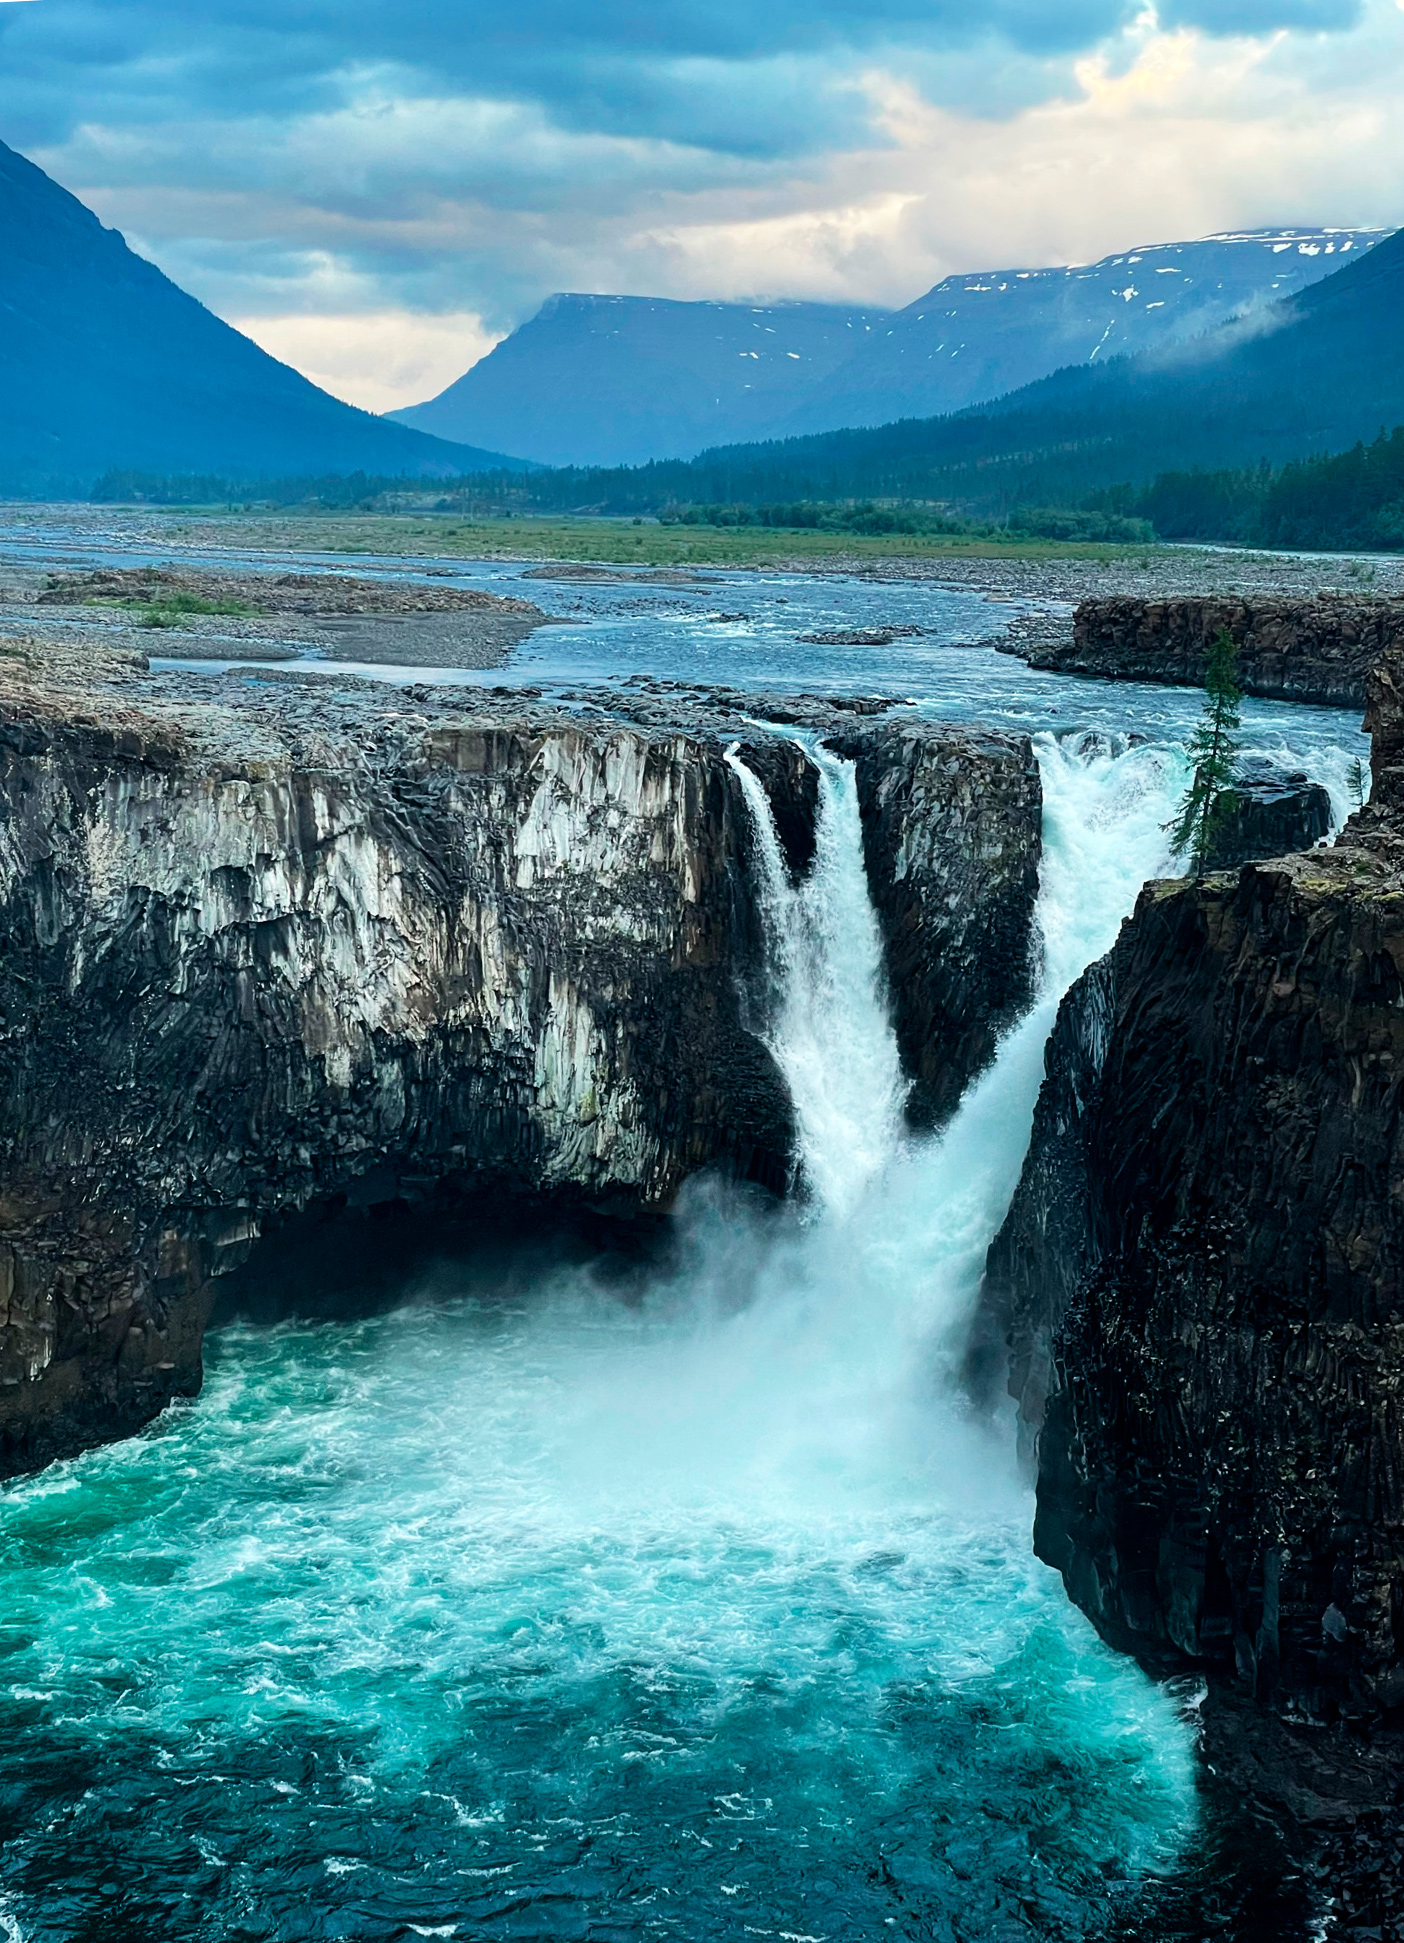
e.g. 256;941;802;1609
394;229;1386;469
390;294;892;466
515;222;1404;514
771;227;1391;439
0;139;524;490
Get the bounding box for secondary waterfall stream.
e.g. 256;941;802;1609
726;742;908;1215
0;730;1332;1940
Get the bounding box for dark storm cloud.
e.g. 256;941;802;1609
0;0;1385;383
0;0;1357;159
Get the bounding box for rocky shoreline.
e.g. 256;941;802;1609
1014;592;1404;706
2;562;553;668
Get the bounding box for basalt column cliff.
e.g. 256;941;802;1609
0;646;1041;1478
985;657;1404;1728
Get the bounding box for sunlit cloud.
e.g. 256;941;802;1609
2;0;1400;394
231;308;501;411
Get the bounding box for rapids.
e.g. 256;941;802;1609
0;526;1368;1938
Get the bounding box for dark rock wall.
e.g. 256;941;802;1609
973;956;1113;1464
1025;595;1404;706
1204;759;1332;871
836;723;1044;1126
1035;854;1404;1715
983;669;1404;1718
0;675;1043;1478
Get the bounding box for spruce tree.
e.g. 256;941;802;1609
1348;755;1368;812
1167;626;1243;874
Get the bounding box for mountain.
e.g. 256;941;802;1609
769;227;1391;439
390;294;892;467
0;139;525;492
392;229;1387;469
512;222;1404;516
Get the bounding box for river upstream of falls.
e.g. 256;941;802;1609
0;545;1374;1940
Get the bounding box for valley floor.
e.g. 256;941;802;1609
3;499;1404;593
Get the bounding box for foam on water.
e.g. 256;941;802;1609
0;723;1338;1941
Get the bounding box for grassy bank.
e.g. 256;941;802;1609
63;507;1175;569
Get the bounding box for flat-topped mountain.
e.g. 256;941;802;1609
0;139;525;491
391;293;893;468
392;229;1387;467
772;228;1391;440
552;220;1404;510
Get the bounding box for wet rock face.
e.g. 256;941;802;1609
1023;595;1404;706
1031;858;1404;1715
834;724;1043;1127
973;957;1113;1467
983;672;1404;1719
1205;759;1332;871
0;667;1042;1477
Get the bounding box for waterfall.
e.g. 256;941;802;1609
0;728;1209;1940
720;730;1183;1402
726;743;907;1220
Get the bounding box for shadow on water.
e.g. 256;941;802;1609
209;1173;797;1333
1098;1792;1317;1942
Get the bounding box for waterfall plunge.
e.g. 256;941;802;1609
725;743;907;1220
715;730;1184;1426
0;732;1207;1942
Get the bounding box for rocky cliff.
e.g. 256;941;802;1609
595;681;1045;1129
983;664;1404;1735
0;646;1041;1478
833;722;1041;1126
1203;757;1332;871
1021;594;1404;706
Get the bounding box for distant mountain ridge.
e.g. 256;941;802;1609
509;221;1404;515
391;294;893;468
769;228;1390;439
393;228;1390;467
0;138;525;491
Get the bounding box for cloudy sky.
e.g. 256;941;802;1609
3;0;1402;409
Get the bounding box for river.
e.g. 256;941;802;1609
0;538;1370;1939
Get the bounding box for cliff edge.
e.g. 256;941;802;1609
0;641;1041;1477
1020;594;1404;707
980;645;1404;1917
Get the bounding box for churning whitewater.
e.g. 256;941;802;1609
0;732;1282;1939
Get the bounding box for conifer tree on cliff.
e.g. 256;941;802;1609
1167;625;1243;874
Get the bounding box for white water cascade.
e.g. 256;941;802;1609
725;742;908;1216
0;730;1233;1940
719;731;1183;1394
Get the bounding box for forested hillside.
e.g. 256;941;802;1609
1094;429;1404;549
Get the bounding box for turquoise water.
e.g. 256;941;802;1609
0;742;1211;1943
0;1294;1198;1942
0;532;1367;1938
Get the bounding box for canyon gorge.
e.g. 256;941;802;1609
0;639;1041;1477
0;557;1398;1935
